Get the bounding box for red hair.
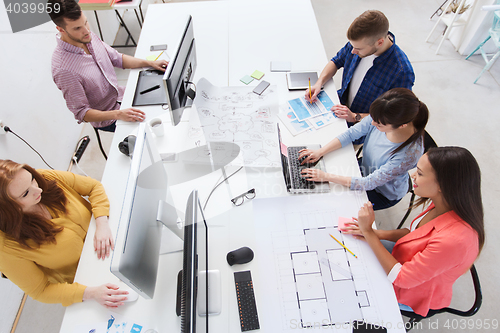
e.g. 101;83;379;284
0;160;67;248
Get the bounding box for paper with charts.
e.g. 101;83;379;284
194;78;280;167
252;194;404;332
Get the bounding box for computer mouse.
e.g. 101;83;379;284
227;246;254;266
116;283;139;303
122;288;139;303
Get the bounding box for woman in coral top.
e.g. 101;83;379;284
343;147;485;316
0;159;129;307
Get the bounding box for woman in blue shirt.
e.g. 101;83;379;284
299;88;428;210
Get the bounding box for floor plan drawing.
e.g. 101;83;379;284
252;194;402;332
194;78;280;167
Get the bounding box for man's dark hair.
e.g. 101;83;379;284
47;0;82;28
347;10;389;43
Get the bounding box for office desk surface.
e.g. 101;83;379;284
60;0;404;332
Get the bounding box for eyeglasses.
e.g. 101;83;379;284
231;188;256;206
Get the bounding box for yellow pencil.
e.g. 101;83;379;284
308;78;312;101
329;234;358;258
154;50;164;61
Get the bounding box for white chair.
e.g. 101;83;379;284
426;0;478;54
465;5;500;83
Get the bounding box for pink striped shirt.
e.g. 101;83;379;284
51;31;125;129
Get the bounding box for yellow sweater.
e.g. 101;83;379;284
0;170;110;306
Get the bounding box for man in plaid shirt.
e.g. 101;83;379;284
307;10;414;127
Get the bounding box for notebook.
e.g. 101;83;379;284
277;124;330;194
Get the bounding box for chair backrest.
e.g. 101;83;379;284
423;130;438;153
433;264;482;317
401;264;482;320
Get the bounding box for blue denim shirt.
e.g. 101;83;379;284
337;116;424;201
331;32;415;115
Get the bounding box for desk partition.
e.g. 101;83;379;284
60;1;405;332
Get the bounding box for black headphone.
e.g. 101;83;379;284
118;135;136;157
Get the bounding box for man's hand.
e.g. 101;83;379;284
150;60;169;72
305;83;322;102
331;104;355;122
117;108;146;122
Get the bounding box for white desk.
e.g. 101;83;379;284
60;1;404;332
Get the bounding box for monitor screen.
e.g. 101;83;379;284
110;123;172;299
180;190;209;333
163;15;197;126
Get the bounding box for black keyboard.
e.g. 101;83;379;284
234;271;260;331
288;146;316;190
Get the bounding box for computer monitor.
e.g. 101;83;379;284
110;122;179;299
163;15;197;126
179;189;209;333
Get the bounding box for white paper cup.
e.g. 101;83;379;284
149;118;164;137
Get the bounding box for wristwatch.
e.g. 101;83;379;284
354;113;361;123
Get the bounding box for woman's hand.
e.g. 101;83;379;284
356;202;376;235
94;216;114;260
298;148;323;165
340;219;364;238
83;284;129;308
301;168;330;182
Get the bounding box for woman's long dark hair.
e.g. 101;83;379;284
0;160;67;248
416;147;485;254
370;88;429;154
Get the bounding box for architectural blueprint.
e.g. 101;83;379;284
194;78;280;167
252;194;404;332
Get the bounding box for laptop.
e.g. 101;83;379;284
277;124;330;194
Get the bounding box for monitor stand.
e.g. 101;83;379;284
176;269;221;317
157;200;184;254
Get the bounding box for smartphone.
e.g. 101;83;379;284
150;44;168;51
253;80;270;95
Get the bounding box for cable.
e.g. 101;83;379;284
4;126;54;170
72;156;89;177
203;166;243;211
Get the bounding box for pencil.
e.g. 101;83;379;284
329;234;358;258
154;50;164;61
309;78;312;101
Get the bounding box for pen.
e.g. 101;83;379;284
154;50;164;61
308;78;312;101
329;234;358;258
140;85;160;94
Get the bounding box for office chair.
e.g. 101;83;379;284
396;131;437;229
93;127;108;160
400;264;482;332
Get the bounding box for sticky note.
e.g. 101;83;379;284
251;70;265;80
146;55;157;61
240;75;254;85
338;216;353;231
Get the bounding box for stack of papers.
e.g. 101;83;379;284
278;90;338;136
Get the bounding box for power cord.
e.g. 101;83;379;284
203;166;243;210
4;126;54;170
72;156;89;177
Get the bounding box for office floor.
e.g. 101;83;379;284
12;0;500;332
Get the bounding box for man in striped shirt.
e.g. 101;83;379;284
49;0;168;132
306;10;415;127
